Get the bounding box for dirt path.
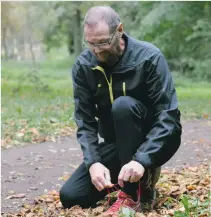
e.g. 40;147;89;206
1;120;211;214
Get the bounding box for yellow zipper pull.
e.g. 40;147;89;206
109;75;114;103
92;66;114;104
123;82;126;96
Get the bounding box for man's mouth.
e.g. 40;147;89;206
97;53;109;62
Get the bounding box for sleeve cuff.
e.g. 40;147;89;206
85;156;102;170
132;152;153;169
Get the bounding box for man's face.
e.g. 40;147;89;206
84;22;122;66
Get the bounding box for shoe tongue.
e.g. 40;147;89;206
118;191;131;199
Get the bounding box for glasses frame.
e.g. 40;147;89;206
83;23;121;49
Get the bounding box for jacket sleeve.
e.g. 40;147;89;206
72;62;101;169
133;52;182;168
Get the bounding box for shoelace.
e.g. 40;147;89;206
137;180;141;201
107;193;127;212
106;181;142;207
106;183;120;206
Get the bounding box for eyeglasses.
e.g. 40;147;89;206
83;23;121;49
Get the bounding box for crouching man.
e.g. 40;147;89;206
60;5;182;216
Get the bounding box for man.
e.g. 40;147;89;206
60;5;182;216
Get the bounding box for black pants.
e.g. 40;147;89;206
60;96;164;208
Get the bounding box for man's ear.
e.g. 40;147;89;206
118;23;124;33
118;23;124;37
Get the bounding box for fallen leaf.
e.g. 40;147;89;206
50;117;58;123
48;190;59;196
186;185;196;191
1;139;6;147
166;209;174;216
161;169;170;174
157;197;169;207
199;138;206;144
56;201;63;209
92;206;105;215
23;204;31;209
1;164;210;217
68;164;78;169
178;207;185;212
170;186;180;193
29;128;39;136
200;178;210;186
20;128;26;133
147;213;161;217
16;133;24;138
202;113;209;119
135;213;146;217
6;193;25;199
187;166;198;172
58;174;71;181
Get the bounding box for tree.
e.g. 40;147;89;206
44;1;114;56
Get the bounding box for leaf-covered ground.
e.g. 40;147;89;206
2;163;210;217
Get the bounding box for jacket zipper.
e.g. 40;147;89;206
92;66;114;104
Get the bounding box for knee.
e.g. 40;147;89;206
112;96;134;118
112;96;147;119
59;185;76;209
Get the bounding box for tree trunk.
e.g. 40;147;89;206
2;27;8;60
26;6;37;68
72;9;82;57
29;36;36;64
67;31;74;55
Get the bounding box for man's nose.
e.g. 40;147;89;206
93;46;102;54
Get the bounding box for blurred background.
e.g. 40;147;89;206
1;1;211;148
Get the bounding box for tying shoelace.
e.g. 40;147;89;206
105;181;141;206
106;183;120;206
102;182;142;216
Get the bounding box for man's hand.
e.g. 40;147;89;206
118;160;145;187
89;162;114;191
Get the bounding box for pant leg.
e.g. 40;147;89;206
59;142;121;209
111;96;160;200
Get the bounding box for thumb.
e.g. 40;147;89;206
118;167;126;187
104;170;113;187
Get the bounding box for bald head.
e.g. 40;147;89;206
83;6;120;34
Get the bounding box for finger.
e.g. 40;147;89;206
98;176;109;189
94;180;104;191
118;167;126;187
129;171;137;183
123;169;132;182
134;170;144;182
104;170;113;188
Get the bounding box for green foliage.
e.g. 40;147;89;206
2;1;211;80
113;2;211;81
118;207;135;217
2;58;211;145
1;2;211;146
1;56;76;146
42;1;111;53
174;194;210;217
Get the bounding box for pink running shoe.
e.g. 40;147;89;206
102;190;141;217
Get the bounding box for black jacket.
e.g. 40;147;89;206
72;33;182;170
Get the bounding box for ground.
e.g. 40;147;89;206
1;119;211;215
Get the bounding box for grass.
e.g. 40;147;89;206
172;72;211;119
117;194;210;217
1;56;76;147
1;59;211;147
